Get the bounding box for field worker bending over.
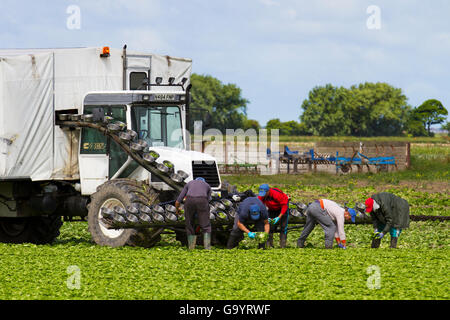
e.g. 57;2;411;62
175;177;212;250
365;192;410;249
258;184;290;248
297;199;354;249
227;197;270;249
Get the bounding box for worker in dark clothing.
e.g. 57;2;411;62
175;177;212;250
365;192;410;249
226;197;270;249
257;184;290;248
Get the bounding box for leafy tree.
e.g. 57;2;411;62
346;83;411;136
300;84;351;136
406;109;428;137
441;121;450;136
189;74;249;133
266;118;282;133
415;99;448;135
282;120;309;135
300;82;411;136
265;119;309;136
243;119;260;131
296;122;310;136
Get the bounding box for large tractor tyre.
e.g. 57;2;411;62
96;178;147;191
88;180;160;248
0;215;63;244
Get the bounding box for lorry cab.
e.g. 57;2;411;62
78;89;221;195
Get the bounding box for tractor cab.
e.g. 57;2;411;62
78;87;220;195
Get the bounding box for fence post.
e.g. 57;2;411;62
406;142;411;168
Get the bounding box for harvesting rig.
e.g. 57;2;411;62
0;46;228;247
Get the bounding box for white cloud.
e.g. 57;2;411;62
259;0;280;7
1;0;449;124
114;27;173;55
283;8;297;20
78;0;162;20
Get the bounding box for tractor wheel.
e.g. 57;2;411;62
377;164;389;173
340;164;352;174
0;215;62;244
88;179;160;248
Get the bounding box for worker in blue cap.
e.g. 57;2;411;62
226;197;270;249
345;208;358;223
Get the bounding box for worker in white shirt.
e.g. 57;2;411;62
297;199;356;249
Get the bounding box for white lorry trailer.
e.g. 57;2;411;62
0;46;222;247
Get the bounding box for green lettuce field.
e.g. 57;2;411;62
0;183;448;300
0;221;448;300
0;144;448;300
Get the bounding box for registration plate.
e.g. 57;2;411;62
152;94;177;101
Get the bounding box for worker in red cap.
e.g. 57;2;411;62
258;184;290;248
365;192;410;248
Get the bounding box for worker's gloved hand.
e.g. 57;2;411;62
247;232;256;239
271;217;280;225
337;243;347;249
268;218;273;224
373;232;384;239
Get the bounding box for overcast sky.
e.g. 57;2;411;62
0;0;449;126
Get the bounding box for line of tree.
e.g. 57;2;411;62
406;99;448;136
189;74;447;137
265;119;308;136
272;83;447;137
300;83;410;136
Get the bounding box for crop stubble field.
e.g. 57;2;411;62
0;143;448;300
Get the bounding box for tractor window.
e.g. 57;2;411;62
80;105;127;155
80;105;128;177
80;104;132;179
130;72;148;90
132;106;183;148
108;106;128;178
150;109;163;144
80;106;107;154
166;107;183;147
110;107;126;122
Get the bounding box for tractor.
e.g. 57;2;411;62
0;46;226;247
